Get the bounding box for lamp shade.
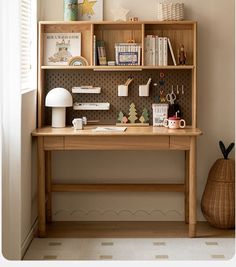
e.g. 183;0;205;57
45;88;73;107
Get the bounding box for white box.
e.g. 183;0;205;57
152;104;169;126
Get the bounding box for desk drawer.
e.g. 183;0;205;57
44;137;64;150
170;136;190;150
65;136;169;150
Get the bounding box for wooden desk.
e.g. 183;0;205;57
32;126;202;238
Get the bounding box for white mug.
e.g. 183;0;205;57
72;118;83;130
163;118;186;129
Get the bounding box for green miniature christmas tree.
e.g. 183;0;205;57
117;111;124;123
142;108;149;123
128;103;138;123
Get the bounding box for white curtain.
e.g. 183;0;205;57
0;0;36;260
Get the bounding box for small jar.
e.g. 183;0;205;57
64;0;78;21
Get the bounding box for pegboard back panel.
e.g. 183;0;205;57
44;69;192;126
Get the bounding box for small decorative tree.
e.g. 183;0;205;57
139;116;145;124
142;108;149;123
117;111;124;123
128;103;138;123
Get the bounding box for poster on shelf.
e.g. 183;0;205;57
78;0;103;21
44;33;81;66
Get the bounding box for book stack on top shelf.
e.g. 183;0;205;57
144;35;177;66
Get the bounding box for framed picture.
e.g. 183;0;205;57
78;0;103;21
44;33;81;65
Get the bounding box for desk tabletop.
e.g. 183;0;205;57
32;126;202;137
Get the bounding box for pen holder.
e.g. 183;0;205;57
139;84;150;97
118;85;129;97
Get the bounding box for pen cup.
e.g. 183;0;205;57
118;85;128;97
139;84;150;97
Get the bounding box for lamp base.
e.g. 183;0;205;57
52;107;66;128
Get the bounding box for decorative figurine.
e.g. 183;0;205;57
178;44;187;65
130;17;139;22
128;103;138;123
117;111;124;123
122;116;128;124
139;116;145;124
160;90;166;103
142;108;149;123
111;7;130;21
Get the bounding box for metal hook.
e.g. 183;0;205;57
176;84;179;95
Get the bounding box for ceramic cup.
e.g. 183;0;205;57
72;118;83;130
163;117;186;129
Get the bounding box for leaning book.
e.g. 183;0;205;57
44;33;81;65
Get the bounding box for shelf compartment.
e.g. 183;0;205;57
144;22;196;66
94;23;143;64
42;23;93;66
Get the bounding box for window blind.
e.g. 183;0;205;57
20;0;36;91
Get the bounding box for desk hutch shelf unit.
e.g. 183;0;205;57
35;20;201;238
38;20;197;128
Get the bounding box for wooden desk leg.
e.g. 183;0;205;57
185;151;189;224
189;137;197;237
37;137;46;237
45;151;52;223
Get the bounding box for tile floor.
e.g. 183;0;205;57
24;238;235;261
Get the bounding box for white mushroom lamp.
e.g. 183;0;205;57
45;88;73;128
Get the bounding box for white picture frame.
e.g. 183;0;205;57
78;0;103;21
44;33;81;66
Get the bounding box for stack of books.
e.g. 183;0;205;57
144;36;176;66
115;43;141;66
96;40;107;66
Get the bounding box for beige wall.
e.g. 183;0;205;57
39;0;235;221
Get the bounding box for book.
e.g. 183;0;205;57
97;40;107;66
44;33;81;65
158;37;164;66
93;35;98;66
163;37;168;66
155;36;159;66
168;38;177;66
144;35;151;66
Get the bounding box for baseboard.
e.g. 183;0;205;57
21;219;38;259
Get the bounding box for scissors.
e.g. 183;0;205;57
166;85;176;105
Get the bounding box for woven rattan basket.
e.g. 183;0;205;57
157;2;184;21
201;142;235;229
